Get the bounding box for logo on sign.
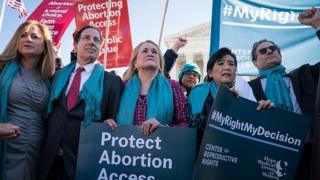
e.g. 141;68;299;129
275;160;288;178
257;156;288;179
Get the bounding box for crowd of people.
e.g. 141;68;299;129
0;6;319;180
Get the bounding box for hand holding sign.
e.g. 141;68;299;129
76;124;197;180
103;118;118;129
141;118;161;135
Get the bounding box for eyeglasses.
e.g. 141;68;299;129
257;45;278;55
184;71;199;78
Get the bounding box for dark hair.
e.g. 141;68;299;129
206;47;237;82
55;57;62;65
74;25;102;44
55;57;63;71
251;39;281;61
70;50;76;62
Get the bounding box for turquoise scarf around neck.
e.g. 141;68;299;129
0;59;50;180
0;60;19;180
188;81;218;115
117;74;174;125
0;60;19;123
259;64;293;111
0;59;51;116
47;61;104;126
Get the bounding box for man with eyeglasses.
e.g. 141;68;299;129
248;8;320;180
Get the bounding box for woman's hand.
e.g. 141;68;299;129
141;118;161;135
257;100;274;110
103;119;118;129
0;123;20;139
229;86;239;98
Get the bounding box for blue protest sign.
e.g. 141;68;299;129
211;0;320;75
193;86;312;180
76;124;197;180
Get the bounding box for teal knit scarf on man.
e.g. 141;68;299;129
0;59;50;180
188;81;218;115
117;74;174;125
47;61;104;126
259;64;293;111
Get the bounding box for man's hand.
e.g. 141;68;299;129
257;100;274;110
229;86;239;98
298;7;320;29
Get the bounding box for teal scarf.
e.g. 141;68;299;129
47;61;104;126
0;59;50;180
188;81;218;115
0;60;19;123
259;65;293;111
117;74;174;125
0;60;19;180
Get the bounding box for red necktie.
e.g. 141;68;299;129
67;67;85;111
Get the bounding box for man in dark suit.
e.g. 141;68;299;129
37;25;123;180
302;7;320;180
248;8;320;180
311;72;320;180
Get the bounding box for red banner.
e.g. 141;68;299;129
27;0;74;46
74;0;132;68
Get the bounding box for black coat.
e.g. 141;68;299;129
311;72;320;180
249;31;320;117
248;61;320;180
37;71;123;180
249;62;320;116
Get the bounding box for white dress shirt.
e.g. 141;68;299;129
235;76;257;102
65;62;97;95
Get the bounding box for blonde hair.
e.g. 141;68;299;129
0;20;55;79
123;40;164;81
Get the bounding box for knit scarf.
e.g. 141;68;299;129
188;81;218;115
259;65;293;111
117;74;174;125
47;61;104;126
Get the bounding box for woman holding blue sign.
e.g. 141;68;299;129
115;40;188;135
188;47;273;148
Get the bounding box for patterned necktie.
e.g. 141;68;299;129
67;67;85;111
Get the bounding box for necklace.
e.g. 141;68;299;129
19;68;47;105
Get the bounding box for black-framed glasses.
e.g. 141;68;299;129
257;45;278;55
